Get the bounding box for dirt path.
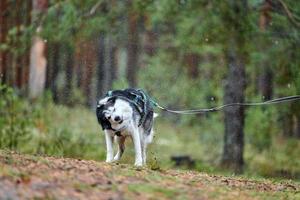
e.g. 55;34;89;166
0;150;299;200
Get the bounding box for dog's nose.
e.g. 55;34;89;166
114;116;121;122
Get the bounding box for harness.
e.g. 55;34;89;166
110;125;127;136
105;88;154;128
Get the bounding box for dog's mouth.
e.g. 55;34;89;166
118;119;123;124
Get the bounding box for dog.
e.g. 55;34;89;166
96;88;157;166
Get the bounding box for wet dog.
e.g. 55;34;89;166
96;89;157;166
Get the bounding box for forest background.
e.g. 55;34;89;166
0;0;299;180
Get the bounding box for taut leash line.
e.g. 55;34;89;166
151;95;300;115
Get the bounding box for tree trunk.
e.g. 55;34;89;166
51;43;60;103
222;43;246;173
110;44;118;82
15;0;23;89
143;14;157;57
96;33;118;105
4;1;14;86
258;0;273;100
221;0;248;173
21;0;32;92
96;34;105;98
64;45;74;105
126;3;139;87
29;36;47;99
259;67;273;100
0;0;8;84
184;53;200;79
141;14;157;69
28;0;48;99
296;114;300;139
82;40;96;107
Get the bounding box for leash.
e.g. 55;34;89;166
106;89;300;115
147;94;300;115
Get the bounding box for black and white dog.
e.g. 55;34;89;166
96;88;157;166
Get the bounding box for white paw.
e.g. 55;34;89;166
113;155;120;161
134;161;143;167
106;158;113;163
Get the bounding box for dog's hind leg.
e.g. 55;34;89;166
141;141;147;165
114;136;125;161
131;129;143;166
142;129;154;165
104;130;114;162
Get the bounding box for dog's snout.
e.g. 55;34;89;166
114;116;121;122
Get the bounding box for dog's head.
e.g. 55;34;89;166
96;96;132;130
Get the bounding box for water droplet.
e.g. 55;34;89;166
44;39;48;43
274;40;279;45
210;97;215;101
205;38;209;42
287;83;291;88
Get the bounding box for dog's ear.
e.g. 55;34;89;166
96;100;112;130
97;97;109;107
96;97;108;124
107;96;116;104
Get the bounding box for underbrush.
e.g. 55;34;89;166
0;84;105;160
0;85;299;180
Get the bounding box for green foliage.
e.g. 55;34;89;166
42;1;81;43
0;84;104;160
245;107;278;151
0;85;34;149
246;139;300;179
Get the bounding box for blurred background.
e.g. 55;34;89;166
0;0;299;179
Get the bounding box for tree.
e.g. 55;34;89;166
28;0;48;99
0;0;8;84
184;53;200;79
64;44;74;105
46;42;60;102
126;0;139;87
96;33;108;99
258;0;273;100
221;0;249;173
96;34;117;100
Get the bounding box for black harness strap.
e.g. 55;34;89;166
106;89;152;127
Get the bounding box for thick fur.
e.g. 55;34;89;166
96;90;157;166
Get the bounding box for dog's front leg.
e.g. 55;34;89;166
131;129;143;166
104;130;114;162
114;136;125;161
